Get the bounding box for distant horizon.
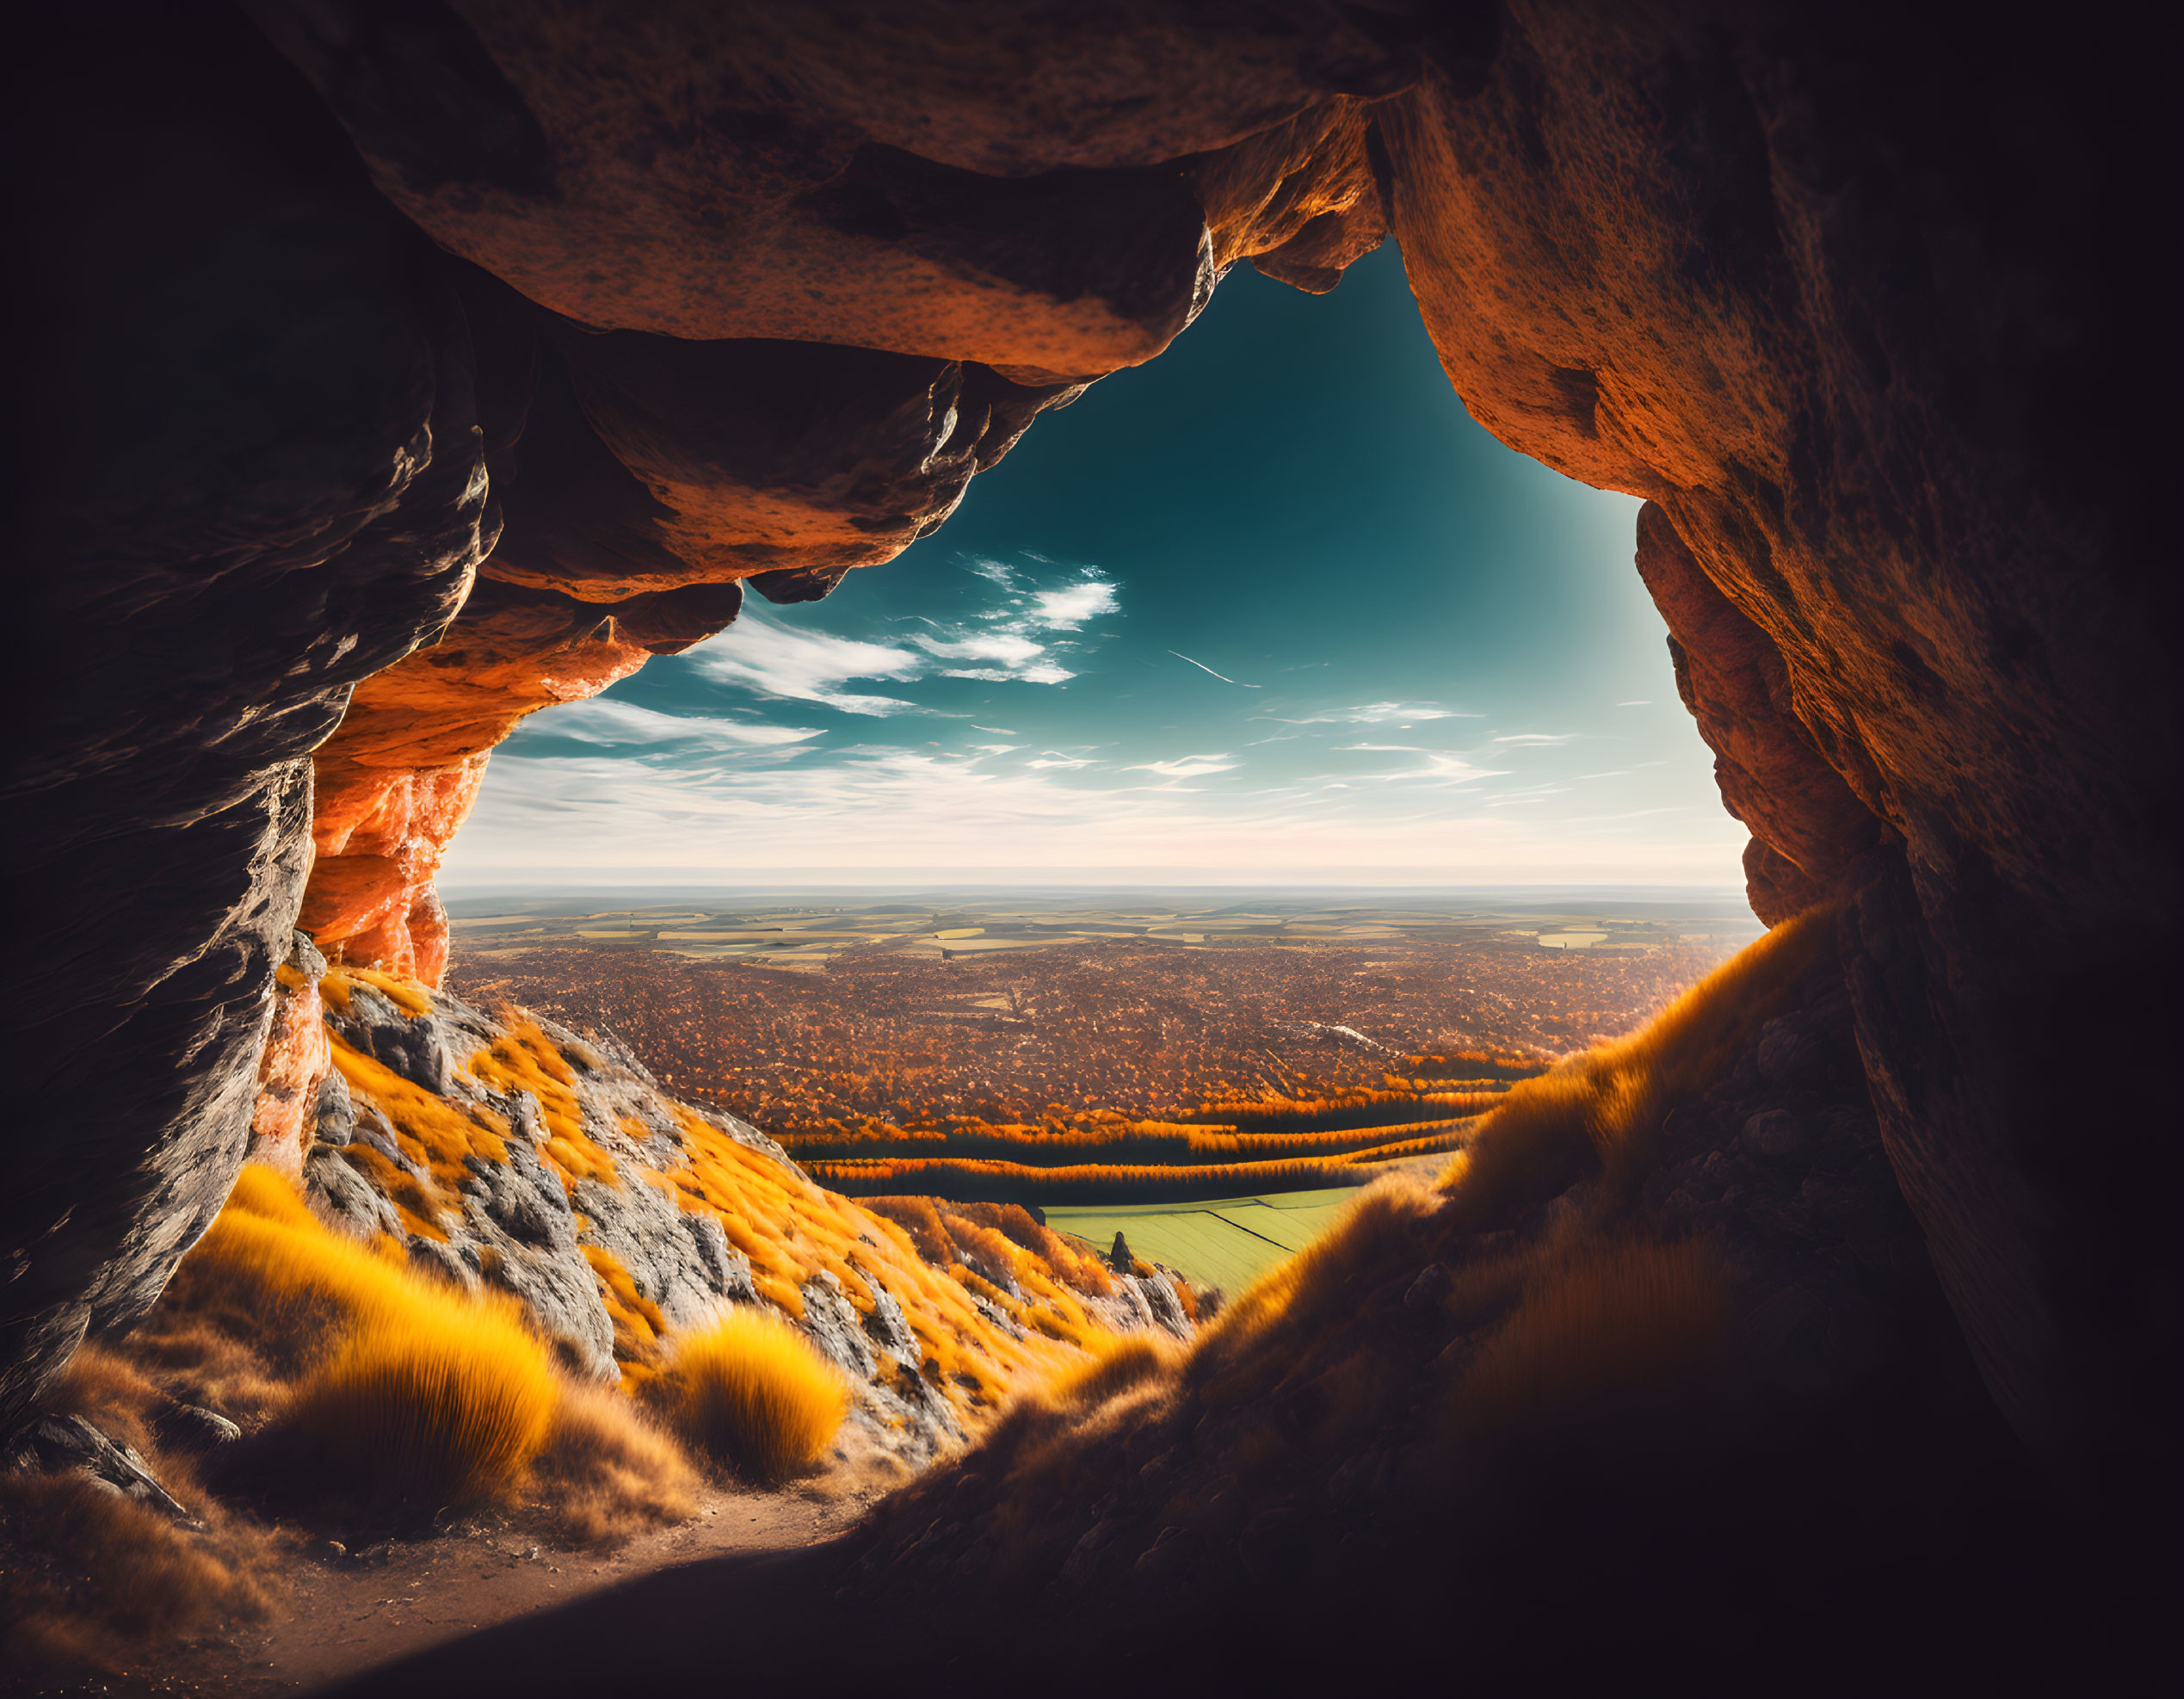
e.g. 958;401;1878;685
442;875;1756;905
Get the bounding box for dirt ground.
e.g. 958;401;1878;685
21;1477;872;1697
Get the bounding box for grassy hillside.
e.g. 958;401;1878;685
3;970;1206;1680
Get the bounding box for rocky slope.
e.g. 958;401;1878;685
254;932;1191;1463
4;0;2173;1597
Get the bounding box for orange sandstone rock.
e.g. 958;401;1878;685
253;2;1462;370
248;953;334;1179
1632;504;1887;924
304;580;662;981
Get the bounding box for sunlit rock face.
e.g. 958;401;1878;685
246;0;1469;368
1378;3;2172;1471
303;578;671;984
4;0;2169;1521
1632;504;1887;924
246;958;1191;1459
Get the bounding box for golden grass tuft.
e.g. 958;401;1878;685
1043;1331;1182;1410
527;1381;700;1543
1435;905;1835;1223
273;1324;557;1509
857;1194;957;1265
0;1345;276;1678
642;1308;849;1483
0;1473;269;1671
176;1164;561;1509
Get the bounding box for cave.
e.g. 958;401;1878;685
3;2;2174;1690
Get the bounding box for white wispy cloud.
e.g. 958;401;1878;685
912;628;1075;684
683;560;1121;711
1490;732;1578;745
1030;579;1120;628
518;698;823;749
1269;701;1479;725
447;743;1747;880
1344;751;1508;786
685;611;925;715
1126;753;1240;779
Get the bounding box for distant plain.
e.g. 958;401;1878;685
445;887;1760;1290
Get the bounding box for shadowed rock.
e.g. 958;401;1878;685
1;4;493;1425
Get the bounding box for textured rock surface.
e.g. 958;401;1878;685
248;933;337;1177
302;270;1084;984
248;0;1479;367
1632;503;1886;923
1378;3;2174;1473
286;967;1190;1459
2;7;492;1427
301;578;666;980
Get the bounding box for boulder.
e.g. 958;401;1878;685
8;1412;193;1523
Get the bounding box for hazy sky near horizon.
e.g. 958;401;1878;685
444;244;1747;887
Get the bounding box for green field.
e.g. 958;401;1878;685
1045;1186;1363;1297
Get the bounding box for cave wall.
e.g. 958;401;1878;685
4;0;2173;1498
1377;0;2175;1477
0;7;494;1424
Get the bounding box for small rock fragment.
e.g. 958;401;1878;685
161;1403;243;1449
1743;1109;1805;1158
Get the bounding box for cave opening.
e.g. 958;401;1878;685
4;3;2172;1690
445;243;1738;896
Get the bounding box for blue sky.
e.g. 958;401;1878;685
442;244;1746;887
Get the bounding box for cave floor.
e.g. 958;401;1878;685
109;1477;873;1696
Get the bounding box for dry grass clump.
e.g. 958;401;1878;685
858;1193;958;1265
274;1325;557;1510
1454;1238;1732;1437
162;1161;417;1367
1178;916;1829;1424
861;1195;1120;1300
0;1473;270;1674
642;1309;849;1483
170;1165;563;1510
952;1201;1117;1298
1436;905;1831;1222
527;1381;700;1543
1043;1332;1183;1411
0;1345;275;1679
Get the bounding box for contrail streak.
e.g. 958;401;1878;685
1167;649;1261;688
